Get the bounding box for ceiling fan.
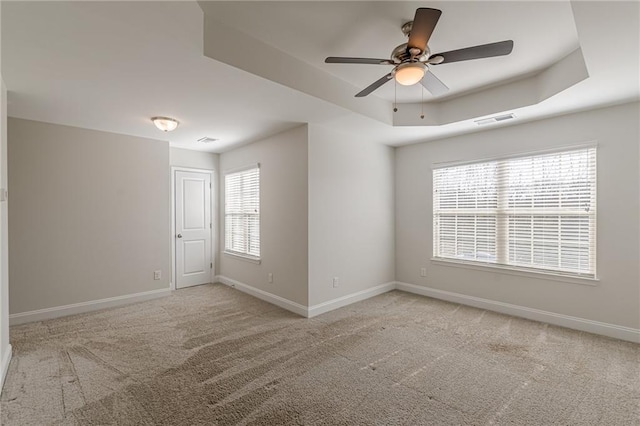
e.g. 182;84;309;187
325;7;514;98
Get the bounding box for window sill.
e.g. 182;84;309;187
430;257;599;286
224;251;261;264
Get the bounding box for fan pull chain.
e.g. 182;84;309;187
420;84;425;119
393;79;398;112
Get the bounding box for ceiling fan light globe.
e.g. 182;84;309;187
395;63;426;86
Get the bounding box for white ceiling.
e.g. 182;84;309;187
1;1;639;153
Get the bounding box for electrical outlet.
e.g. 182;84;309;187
268;273;273;283
420;268;427;277
332;277;339;288
154;270;162;280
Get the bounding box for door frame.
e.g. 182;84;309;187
171;166;216;291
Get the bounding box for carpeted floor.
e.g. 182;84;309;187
1;284;638;425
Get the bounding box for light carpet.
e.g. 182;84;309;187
1;284;638;425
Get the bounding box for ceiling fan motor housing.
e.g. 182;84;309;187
392;43;430;63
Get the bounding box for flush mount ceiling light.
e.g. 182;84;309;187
394;62;426;86
151;116;179;132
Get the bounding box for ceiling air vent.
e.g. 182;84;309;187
474;113;515;126
197;137;218;143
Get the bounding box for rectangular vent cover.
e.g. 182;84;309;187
197;137;218;143
474;113;515;126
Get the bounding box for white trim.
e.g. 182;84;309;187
171;167;176;290
171;166;215;291
431;146;598;279
395;281;640;343
223;250;261;264
174;281;212;289
9;288;171;326
223;162;261;175
307;282;396;318
430;258;598;286
211;170;218;282
211;275;638;343
222;166;261;260
1;344;11;390
431;141;598;169
216;275;307;317
170;166;216;174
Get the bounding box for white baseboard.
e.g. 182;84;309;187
1;344;12;390
9;288;172;326
307;282;396;318
216;275;308;317
215;276;397;319
396;281;640;343
214;275;639;343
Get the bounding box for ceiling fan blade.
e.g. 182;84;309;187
429;40;514;64
325;57;393;65
355;73;393;97
421;70;449;97
407;8;442;53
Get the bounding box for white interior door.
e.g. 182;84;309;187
175;170;212;289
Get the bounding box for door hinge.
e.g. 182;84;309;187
209;182;212;189
210;262;213;269
210;222;212;229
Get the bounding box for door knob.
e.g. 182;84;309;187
177;234;182;238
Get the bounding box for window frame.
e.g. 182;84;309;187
431;144;597;282
223;164;261;263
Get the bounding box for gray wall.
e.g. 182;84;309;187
308;125;395;306
219;125;309;306
395;102;640;329
170;147;219;171
8;118;171;314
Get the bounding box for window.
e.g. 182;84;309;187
224;165;260;260
433;147;596;278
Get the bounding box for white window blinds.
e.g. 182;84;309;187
225;166;260;259
433;147;596;277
